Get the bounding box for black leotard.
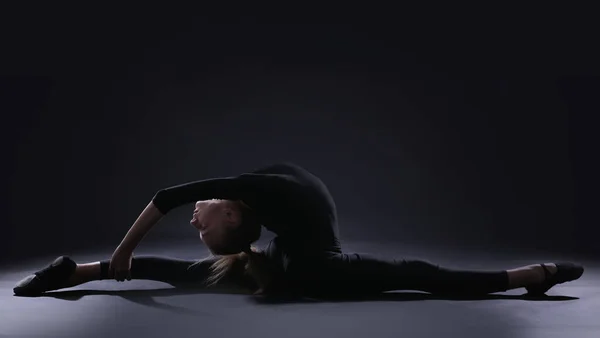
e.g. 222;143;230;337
152;162;341;255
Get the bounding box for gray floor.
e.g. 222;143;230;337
1;239;598;338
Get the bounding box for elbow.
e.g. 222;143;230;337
152;189;169;215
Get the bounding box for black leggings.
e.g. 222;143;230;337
99;253;509;298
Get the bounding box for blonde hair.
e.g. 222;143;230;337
205;245;274;294
199;200;273;293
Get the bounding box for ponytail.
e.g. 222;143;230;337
204;201;271;293
243;247;274;294
205;245;274;294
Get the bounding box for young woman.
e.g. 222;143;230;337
14;162;584;298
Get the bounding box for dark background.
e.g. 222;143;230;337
2;6;598;264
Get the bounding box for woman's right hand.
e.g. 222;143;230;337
109;247;133;282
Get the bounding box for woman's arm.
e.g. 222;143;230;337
116;173;286;251
116;201;164;252
116;177;244;253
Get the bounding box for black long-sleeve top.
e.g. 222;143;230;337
152;163;340;253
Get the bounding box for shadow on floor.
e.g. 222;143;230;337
25;286;579;304
9;285;579;317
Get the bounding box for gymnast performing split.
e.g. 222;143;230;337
14;162;584;298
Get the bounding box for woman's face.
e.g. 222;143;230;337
190;200;242;254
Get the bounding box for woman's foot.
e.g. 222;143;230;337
13;256;77;296
525;262;584;296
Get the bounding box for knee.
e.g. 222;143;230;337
398;259;440;271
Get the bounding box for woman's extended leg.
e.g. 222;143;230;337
89;255;218;286
286;253;583;298
14;255;221;296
